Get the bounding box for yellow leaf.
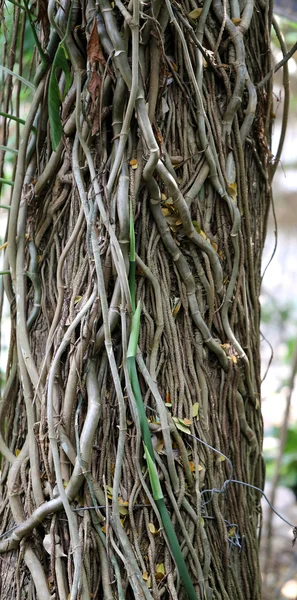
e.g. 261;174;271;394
228;526;236;537
189;461;195;472
118;498;129;506
217;455;225;463
232;17;241;25
101;524;107;534
192;402;199;418
188;8;203;19
106;485;113;499
129;158;138;169
183;418;192;426
148;522;158;535
211;241;218;252
198;464;204;472
172;299;181;318
120;518;125;528
227;182;237;201
161;193;167;201
231;355;237;364
200;517;205;526
155;563;165;580
161;207;171;217
200;230;207;239
142;571;149;581
119;504;128;516
74;296;82;305
15;449;21;456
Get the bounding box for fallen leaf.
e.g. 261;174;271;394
87;19;106;65
129;158;138;169
217;455;226;462
232;17;241;25
148;522;158;535
172;417;191;435
88;71;102;103
188;8;203;19
189;461;195;472
155;563;165;580
192;402;199;418
43;534;66;557
161;207;171;217
227;182;237;201
172;299;181;318
106;485;113;499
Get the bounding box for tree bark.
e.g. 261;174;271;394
0;1;273;598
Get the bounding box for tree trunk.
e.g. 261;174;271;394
0;1;273;599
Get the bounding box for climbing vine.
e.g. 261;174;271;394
0;0;275;599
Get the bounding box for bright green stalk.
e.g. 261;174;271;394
144;443;199;599
0;66;35;90
0;145;18;155
0;112;26;125
129;199;136;313
154;496;199;600
127;306;199;600
0;178;14;186
127;301;141;359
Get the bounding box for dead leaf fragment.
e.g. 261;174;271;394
188;8;203;19
43;534;66;557
148;522;158;535
129;158;138;169
87;19;106;65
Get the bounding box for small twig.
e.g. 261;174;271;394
257;39;297;88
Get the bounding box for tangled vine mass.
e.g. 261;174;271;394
0;0;273;598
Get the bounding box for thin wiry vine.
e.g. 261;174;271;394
0;0;275;599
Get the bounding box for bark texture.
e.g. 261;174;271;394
0;1;273;598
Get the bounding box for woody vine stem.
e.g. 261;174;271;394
0;1;291;599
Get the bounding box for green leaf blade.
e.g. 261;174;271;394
48;45;72;151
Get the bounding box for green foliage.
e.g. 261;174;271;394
48;45;72;151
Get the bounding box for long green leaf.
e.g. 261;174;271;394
127;301;141;359
0;111;26;125
0;66;35;90
155;497;199;600
0;145;18;155
48;45;72;151
144;444;163;500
